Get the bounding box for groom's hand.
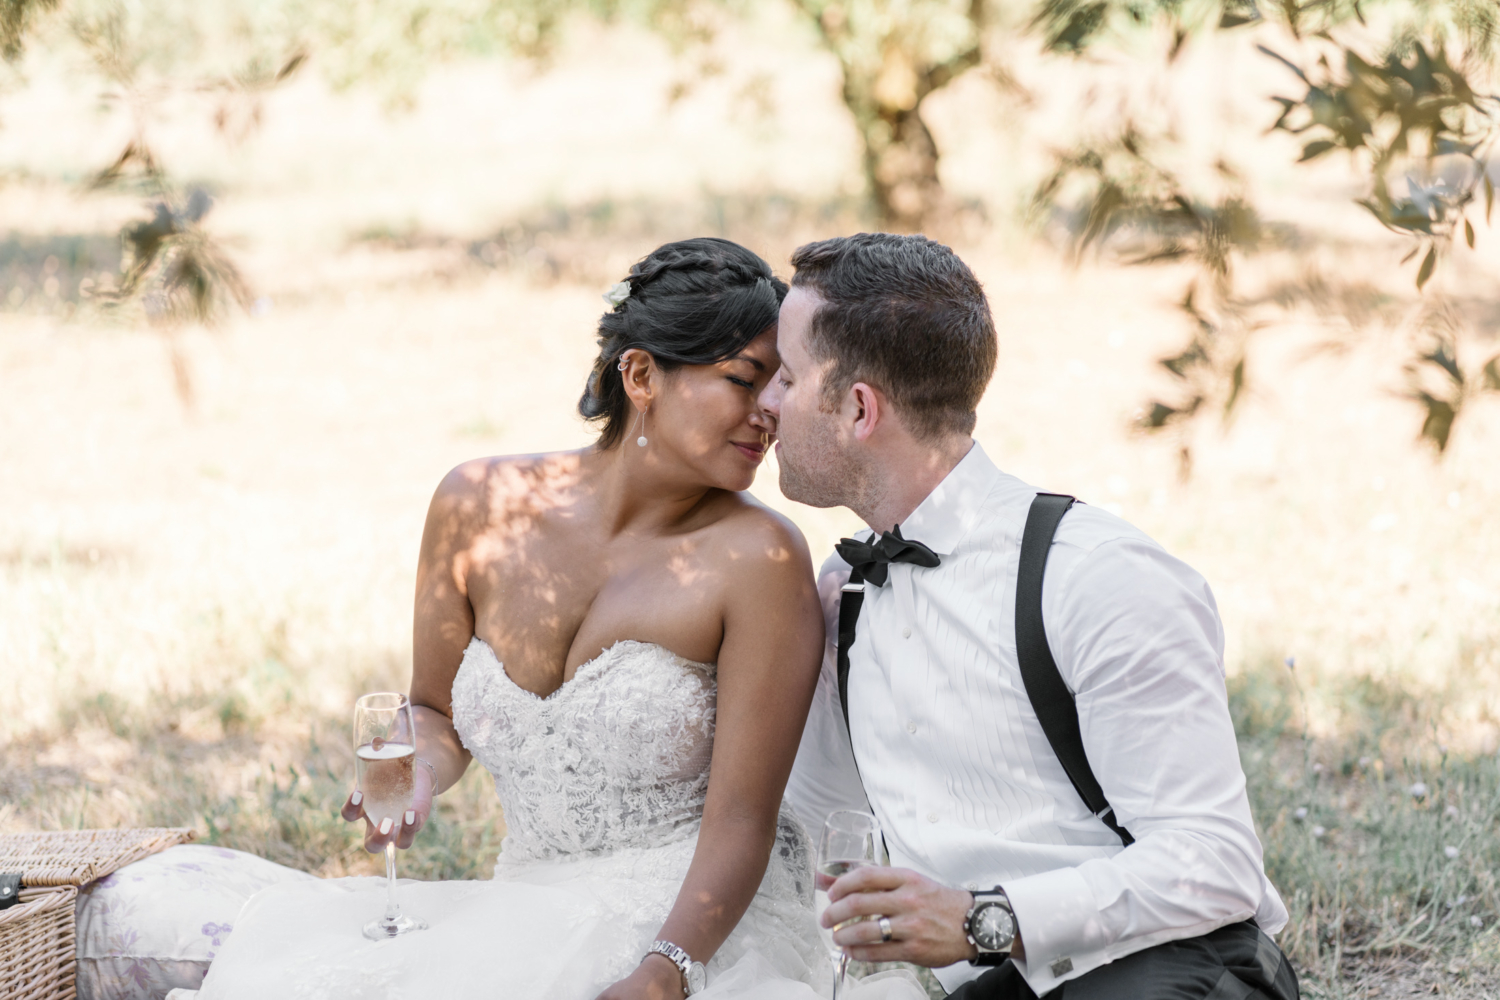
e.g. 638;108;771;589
823;866;979;967
340;761;435;854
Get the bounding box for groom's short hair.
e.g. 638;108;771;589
789;233;997;440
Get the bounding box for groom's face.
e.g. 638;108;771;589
759;287;859;508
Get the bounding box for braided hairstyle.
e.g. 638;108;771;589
580;237;788;449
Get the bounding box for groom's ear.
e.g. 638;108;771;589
848;381;884;444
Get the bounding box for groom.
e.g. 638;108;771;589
761;233;1298;1000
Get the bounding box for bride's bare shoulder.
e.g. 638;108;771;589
427;449;588;530
706;493;815;581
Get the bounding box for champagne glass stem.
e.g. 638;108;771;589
832;950;849;1000
384;842;399;923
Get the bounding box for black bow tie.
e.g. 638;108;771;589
835;524;941;587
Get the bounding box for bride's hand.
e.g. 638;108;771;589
339;760;436;854
594;954;684;1000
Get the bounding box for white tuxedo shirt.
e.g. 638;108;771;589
784;443;1288;995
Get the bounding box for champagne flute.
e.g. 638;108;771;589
815;809;882;999
354;692;428;940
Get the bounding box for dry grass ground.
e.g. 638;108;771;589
3;20;1500;998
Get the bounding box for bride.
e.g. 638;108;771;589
183;238;924;1000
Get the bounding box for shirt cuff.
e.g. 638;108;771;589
1002;865;1108;993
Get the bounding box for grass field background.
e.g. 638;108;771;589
3;17;1500;998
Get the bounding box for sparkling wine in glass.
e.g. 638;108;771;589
354;692;428;940
816;809;882;999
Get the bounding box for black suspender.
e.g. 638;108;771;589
834;492;1134;847
836;566;867;741
1016;494;1134;846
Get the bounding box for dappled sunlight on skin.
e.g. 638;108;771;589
395;310;826;991
420;327;789;700
631;331;782;498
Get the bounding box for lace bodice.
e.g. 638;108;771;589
451;638;718;862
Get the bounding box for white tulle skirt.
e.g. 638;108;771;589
177;835;927;1000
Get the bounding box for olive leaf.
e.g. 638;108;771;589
1416;246;1437;290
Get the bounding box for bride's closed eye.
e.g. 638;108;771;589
726;376;755;389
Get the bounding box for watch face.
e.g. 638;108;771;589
686;962;707;994
972;902;1016;952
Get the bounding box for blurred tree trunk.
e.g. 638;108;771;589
796;1;985;232
842;48;979;231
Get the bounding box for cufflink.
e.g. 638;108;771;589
1050;957;1073;977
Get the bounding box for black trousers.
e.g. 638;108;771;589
946;921;1299;1000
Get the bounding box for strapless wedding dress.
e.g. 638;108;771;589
182;639;925;1000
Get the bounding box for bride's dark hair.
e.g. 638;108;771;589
580;237;788;449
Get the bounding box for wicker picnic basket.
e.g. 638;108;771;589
0;828;197;1000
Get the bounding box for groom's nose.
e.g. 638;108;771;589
758;378;783;418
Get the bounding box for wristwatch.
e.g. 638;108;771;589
646;939;707;996
964;889;1017;966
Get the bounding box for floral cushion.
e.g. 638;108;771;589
76;844;315;1000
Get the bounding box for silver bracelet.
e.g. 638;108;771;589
414;756;437;790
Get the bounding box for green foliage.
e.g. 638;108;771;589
106;191;250;327
1034;130;1265;274
270;0;746;102
1400;313;1500;453
1261;39;1498;291
1032;127;1269;460
285;0;573;99
1031;0;1181;53
12;0;1499;452
1033;0;1500;458
15;0;304;387
62;0;306;84
1;0;57;60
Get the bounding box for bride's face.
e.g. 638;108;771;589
644;328;780;493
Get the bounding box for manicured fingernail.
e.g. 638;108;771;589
405;810;415;826
379;817;392;835
350;791;362;806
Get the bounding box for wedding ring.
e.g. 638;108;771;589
878;917;893;943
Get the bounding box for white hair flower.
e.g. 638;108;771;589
602;281;632;308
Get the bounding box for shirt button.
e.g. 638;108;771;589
906;721;917;734
902;626;912;639
927;812;938;824
966;881;979;891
